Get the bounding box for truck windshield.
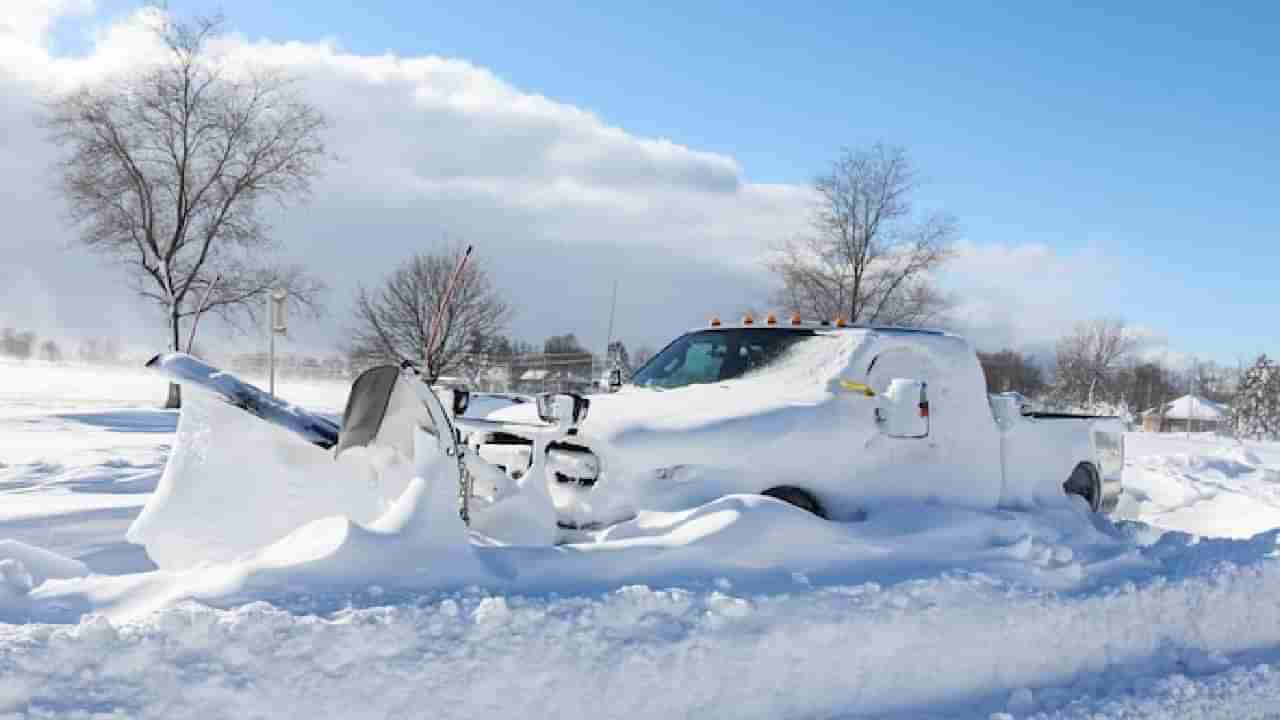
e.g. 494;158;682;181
631;328;815;389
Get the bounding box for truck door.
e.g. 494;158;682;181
865;341;1004;508
855;346;943;503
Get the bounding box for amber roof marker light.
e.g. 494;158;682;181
709;316;722;327
790;312;802;326
766;312;778;325
742;313;755;325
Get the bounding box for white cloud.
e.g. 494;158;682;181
0;0;94;44
939;241;1129;355
0;7;1153;360
0;8;807;352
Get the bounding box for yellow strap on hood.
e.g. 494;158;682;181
839;380;876;397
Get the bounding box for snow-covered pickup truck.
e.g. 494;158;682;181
135;321;1122;565
460;321;1124;532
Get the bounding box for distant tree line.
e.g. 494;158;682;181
976;319;1278;438
1;329;36;361
0;327;129;365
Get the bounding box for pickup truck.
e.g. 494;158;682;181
461;321;1124;531
134;321;1124;566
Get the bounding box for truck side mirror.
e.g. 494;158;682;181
608;368;622;392
875;378;929;438
536;393;591;428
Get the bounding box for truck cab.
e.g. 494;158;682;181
462;319;1123;532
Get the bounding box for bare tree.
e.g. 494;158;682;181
43;14;328;407
978;349;1046;397
544;333;586;355
1117;360;1180;415
633;345;656;369
1183;358;1237;404
349;245;512;382
1050;319;1138;412
767;143;956;326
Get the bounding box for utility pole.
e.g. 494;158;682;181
268;289;288;397
1187;392;1196;440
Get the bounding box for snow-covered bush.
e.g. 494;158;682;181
1230;354;1280;441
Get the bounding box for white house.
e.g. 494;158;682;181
1141;394;1228;433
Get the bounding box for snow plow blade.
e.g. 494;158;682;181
334;365;401;458
145;353;340;450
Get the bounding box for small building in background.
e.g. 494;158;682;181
1140;394;1229;433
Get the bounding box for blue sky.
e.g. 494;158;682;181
30;1;1280;361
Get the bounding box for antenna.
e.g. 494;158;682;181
424;245;473;380
604;278;619;362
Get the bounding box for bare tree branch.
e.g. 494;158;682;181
42;13;329;407
765;143;955;326
1049;318;1138;412
347;244;513;383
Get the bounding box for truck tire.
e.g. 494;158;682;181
761;486;827;519
1063;463;1101;512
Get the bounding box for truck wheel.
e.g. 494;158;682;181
1063;463;1101;512
761;486;827;519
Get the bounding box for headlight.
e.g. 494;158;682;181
546;445;600;486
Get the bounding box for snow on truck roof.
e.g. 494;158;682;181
689;317;947;335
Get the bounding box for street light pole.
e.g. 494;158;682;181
268;289;288;397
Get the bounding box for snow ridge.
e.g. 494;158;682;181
2;539;1280;719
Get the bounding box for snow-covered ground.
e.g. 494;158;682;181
3;359;1280;718
1119;432;1280;538
0;360;349;578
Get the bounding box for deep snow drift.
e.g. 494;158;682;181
1118;432;1280;538
4;359;1280;718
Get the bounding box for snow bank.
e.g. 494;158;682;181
0;359;170;412
0;540;89;585
10;362;1280;715
238;428;488;591
1121;433;1280;538
0;540;88;622
1025;661;1280;719
19;493;1150;630
3;531;1280;718
126;392;415;569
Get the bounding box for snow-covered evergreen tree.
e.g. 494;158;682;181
1229;354;1280;440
